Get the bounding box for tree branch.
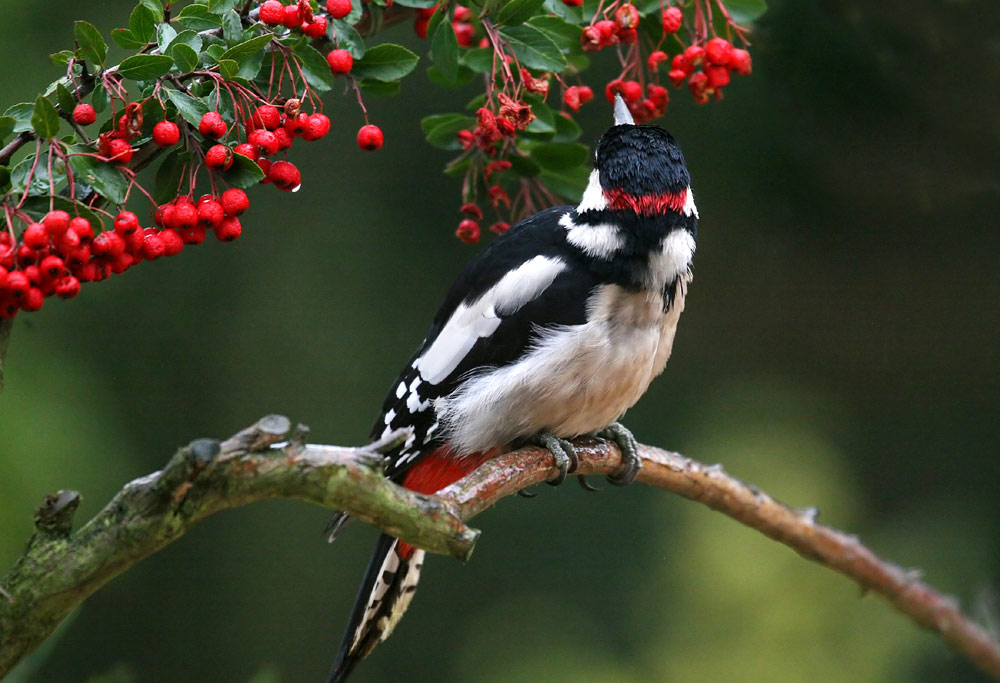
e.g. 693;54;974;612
2;417;998;680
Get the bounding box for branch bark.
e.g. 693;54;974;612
1;417;998;680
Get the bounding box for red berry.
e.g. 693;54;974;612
705;37;732;66
179;225;207;245
604;78;626;104
260;0;285;25
233;142;259;161
453;21;475;47
198;200;225;228
647;50;669;71
173;202;199;230
614;4;639;30
23;223;49;250
729;48;752;75
577;86;594;104
54;228;81;254
302;16;328;38
326;0;352;19
161;229;184;256
154;203;175;228
40;255;65;279
282;3;303;27
267;160;302;191
72;103;96;125
248;129;279;157
43;210;70;236
327;49;353;75
456;219;480;244
258;158;272;183
92;231;126;257
70;217;93;244
580;26;602;52
705;64;730;88
284;113;310;136
21;287;44;312
251;105;283;131
107;138;133;163
205;144;234;171
66;245;90;266
6;271;30;298
0;266;7;290
595;20;617;42
114;211;140;235
141;231;166;260
55;276;81;299
662;6;682;33
561;0;582;6
489;221;510;234
199;111;227;139
302;113;331;141
215;216;242;242
273;126;294;151
153;120;180;147
617;27;637;44
668;69;688;87
22;265;41;286
460;203;483;220
357;124;383;151
414;15;430;39
221;188;250;216
109;251;134;274
683;44;705;66
672;53;693;76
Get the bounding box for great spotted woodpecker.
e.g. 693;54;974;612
327;95;698;681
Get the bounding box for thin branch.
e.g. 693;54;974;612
1;418;998;681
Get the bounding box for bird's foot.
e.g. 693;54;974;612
528;431;578;486
597;422;641;486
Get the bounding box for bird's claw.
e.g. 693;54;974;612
529;432;578;486
577;475;600;492
598;422;641;486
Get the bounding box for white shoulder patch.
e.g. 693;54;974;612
576;169;607;213
414;255;566;384
561;212;623;259
682;186;699;218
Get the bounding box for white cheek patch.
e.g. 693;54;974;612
682;186;698;218
414;255;566;384
576;169;607;213
561;212;623;259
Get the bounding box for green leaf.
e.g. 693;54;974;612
332;20;366;58
164;88;210;127
430;20;460;82
156;23;178;51
359;79;401;97
522;93;555;135
236;50;266;79
351;43;419;82
542;0;582;23
49;50;76;66
393;0;439;7
0;166;11;194
508;154;541;177
220;152;264;189
140;0;164;16
421;113;475;150
220;33;274;64
527;16;582;50
171;43;200;72
208;0;240;15
55;83;76;113
426;64;475;89
4;103;35;133
726;0;767;23
22;196;107;233
496;0;545;26
217;59;239;80
539;164;589;200
205;44;226;62
292;44;335;92
170;30;203;53
153;149;187;204
31;96;60;139
0;116;15;142
74;21;108;67
222;10;242;43
129;4;158;43
530;142;589;170
460;47;495;73
176;4;222;31
68;150;129;205
90;85;109;114
553;111;581;142
10;154;53;197
498;25;566;71
116;54;175;80
111;28;146;49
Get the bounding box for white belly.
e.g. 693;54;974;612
435;276;690;454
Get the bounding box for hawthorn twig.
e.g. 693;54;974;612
1;417;998;680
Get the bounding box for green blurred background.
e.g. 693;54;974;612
2;0;999;681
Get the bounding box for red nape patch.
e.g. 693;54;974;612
603;188;687;216
397;446;496;559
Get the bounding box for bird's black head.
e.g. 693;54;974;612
595;124;690;199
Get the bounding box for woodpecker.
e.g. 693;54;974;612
327;95;698;682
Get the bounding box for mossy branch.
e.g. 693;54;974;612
1;416;998;680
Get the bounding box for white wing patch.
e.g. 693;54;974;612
560;212;623;259
413;255;567;384
576;169;607;213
